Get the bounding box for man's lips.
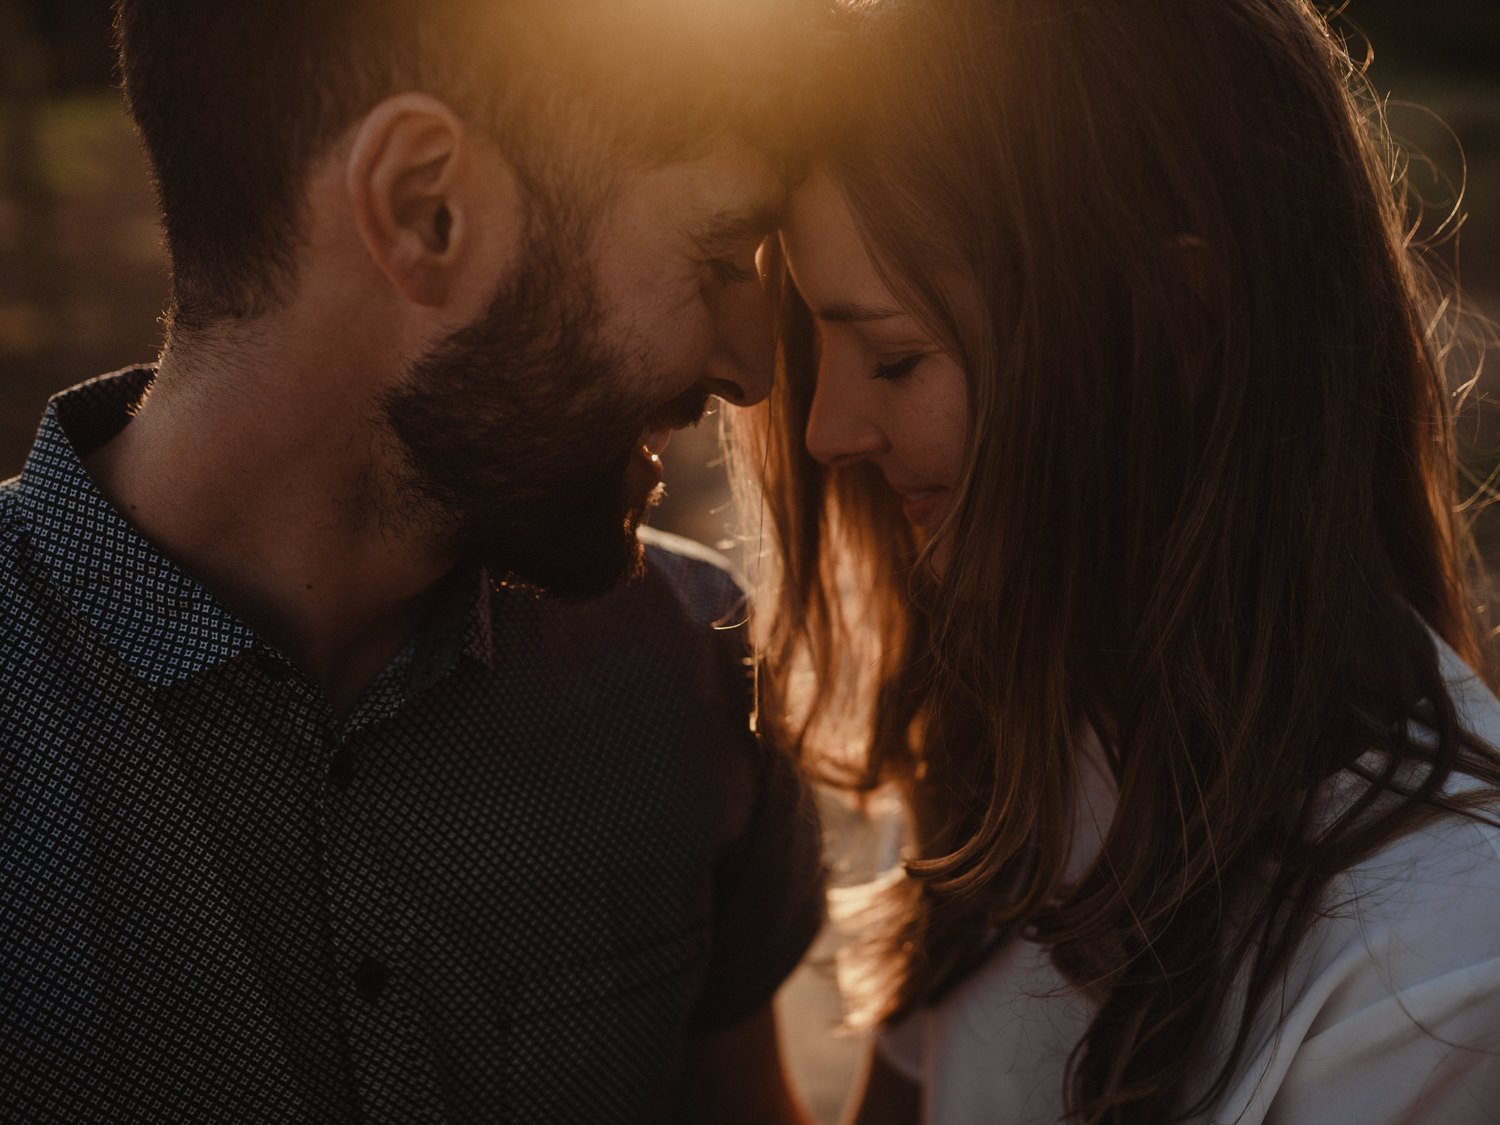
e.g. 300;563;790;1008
625;386;711;507
642;427;673;458
626;439;665;510
646;385;713;439
625;424;683;510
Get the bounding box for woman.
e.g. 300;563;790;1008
737;0;1500;1121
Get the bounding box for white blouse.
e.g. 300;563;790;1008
879;639;1500;1123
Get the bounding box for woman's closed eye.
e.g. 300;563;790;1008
873;354;926;381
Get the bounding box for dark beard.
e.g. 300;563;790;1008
380;216;687;599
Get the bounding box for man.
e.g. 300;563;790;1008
1;1;825;1120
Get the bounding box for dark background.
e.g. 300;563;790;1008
2;0;1499;551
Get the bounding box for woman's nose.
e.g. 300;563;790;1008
804;362;887;466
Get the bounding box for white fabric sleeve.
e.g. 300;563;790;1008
1260;954;1500;1123
1231;813;1500;1125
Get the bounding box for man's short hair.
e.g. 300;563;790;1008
113;0;816;329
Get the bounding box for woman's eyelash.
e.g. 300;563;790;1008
873;355;924;381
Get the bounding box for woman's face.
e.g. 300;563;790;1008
781;168;969;531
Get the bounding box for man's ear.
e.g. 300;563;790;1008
346;93;518;308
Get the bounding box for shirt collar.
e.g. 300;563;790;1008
12;368;262;688
13;368;497;691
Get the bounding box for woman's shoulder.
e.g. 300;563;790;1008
1217;640;1500;1123
1221;804;1500;1124
1201;632;1500;1123
1309;794;1500;997
1296;634;1500;1029
1434;629;1500;754
1316;631;1500;925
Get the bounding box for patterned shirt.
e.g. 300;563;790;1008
1;369;824;1123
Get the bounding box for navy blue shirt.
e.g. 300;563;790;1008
1;369;824;1122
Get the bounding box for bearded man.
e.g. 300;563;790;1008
0;1;825;1120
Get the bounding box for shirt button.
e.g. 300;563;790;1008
329;745;356;790
354;956;389;1001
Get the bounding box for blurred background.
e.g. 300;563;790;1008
1;2;1497;1120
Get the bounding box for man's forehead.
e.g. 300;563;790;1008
691;200;786;252
583;134;786;280
620;135;786;235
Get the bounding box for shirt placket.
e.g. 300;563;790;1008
318;649;457;1123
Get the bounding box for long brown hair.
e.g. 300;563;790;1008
734;0;1500;1120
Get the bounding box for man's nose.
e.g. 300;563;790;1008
702;278;775;407
804;361;887;467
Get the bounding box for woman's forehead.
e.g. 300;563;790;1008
782;168;907;322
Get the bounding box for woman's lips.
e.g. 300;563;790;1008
898;486;950;527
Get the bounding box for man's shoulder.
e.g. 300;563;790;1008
0;479;100;739
0;478;38;612
635;525;749;632
0;475;19;519
484;528;754;688
526;526;752;679
0;472;23;523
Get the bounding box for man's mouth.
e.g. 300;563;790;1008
642;427;673;458
649;385;713;436
625;430;670;512
623;386;712;511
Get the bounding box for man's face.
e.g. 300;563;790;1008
382;136;782;597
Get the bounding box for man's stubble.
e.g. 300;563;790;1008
380;198;699;598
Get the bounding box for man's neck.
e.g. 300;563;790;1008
84;342;457;717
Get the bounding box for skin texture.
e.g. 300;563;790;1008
380;135;783;597
84;95;780;716
781;167;968;533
